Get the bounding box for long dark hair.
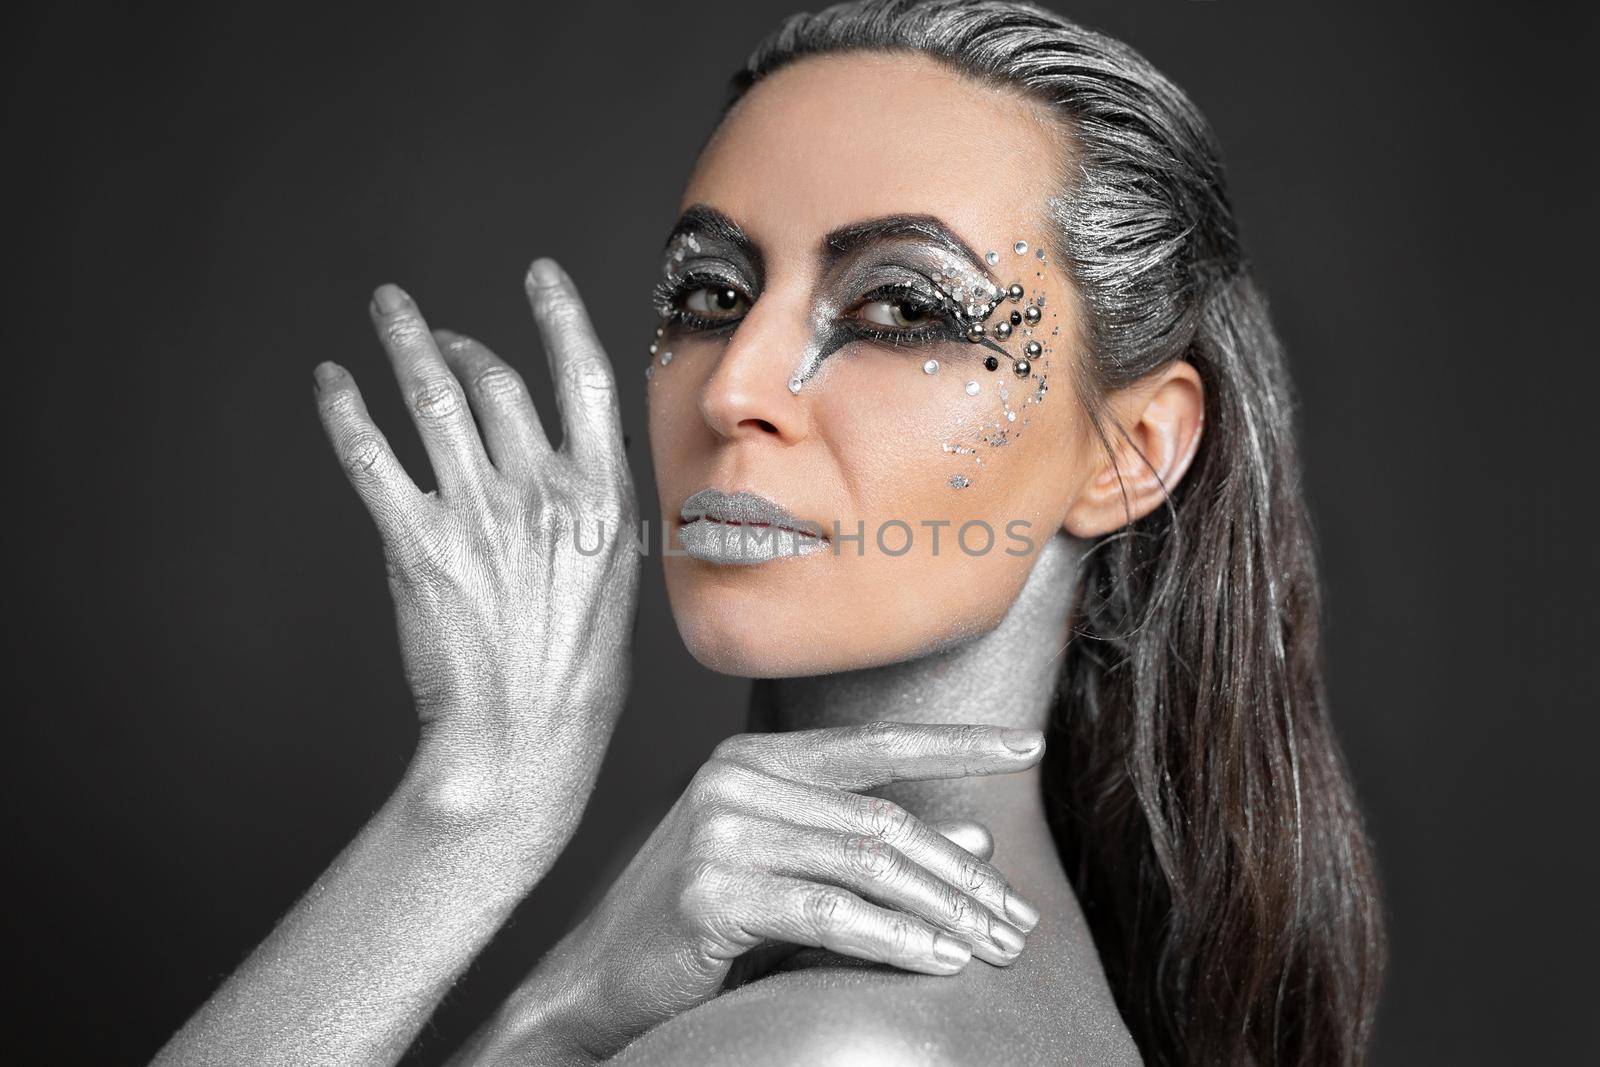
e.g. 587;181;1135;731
726;2;1385;1063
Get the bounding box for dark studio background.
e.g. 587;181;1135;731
5;1;1595;1062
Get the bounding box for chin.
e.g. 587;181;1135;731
672;607;842;678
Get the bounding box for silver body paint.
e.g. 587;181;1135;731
606;532;1141;1064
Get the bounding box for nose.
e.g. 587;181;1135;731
697;297;812;444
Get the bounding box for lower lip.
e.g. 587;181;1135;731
678;519;828;565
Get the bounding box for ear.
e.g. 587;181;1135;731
1063;360;1205;538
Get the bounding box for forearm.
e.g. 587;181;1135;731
154;750;591;1067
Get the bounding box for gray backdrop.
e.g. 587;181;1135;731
5;1;1593;1062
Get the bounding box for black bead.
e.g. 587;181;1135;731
1009;310;1022;326
984;355;999;371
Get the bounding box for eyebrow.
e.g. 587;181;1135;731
665;204;764;279
821;214;988;272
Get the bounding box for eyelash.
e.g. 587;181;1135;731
654;276;967;348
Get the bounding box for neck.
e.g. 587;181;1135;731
748;532;1083;834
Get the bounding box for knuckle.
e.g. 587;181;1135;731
856;795;912;840
411;376;464;420
961;858;996;895
472;364;524;401
342;433;387;475
687;758;738;807
677;859;729;918
886;917;915;958
710;732;764;767
696;809;748;853
842;833;895;880
858;719;903;754
558;354;616;401
802;886;849;930
949;891;975;929
384;315;431;351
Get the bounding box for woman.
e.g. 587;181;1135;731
158;1;1384;1063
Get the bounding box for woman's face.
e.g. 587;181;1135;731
647;52;1102;677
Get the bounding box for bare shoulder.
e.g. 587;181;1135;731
607;941;1143;1066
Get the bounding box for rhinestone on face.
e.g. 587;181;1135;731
1025;340;1043;358
1014;240;1028;255
984;355;999;371
1007;283;1025;302
788;376;803;394
1023;306;1041;325
965;380;980;396
994;321;1013;340
986;250;1000;265
923;359;939;375
660;351;673;366
1010;310;1022;326
965;322;986;341
1014;358;1032;377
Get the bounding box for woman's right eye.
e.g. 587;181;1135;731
681;284;750;320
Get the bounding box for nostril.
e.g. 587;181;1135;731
743;418;780;434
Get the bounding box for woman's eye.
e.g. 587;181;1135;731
857;298;935;329
682;285;749;318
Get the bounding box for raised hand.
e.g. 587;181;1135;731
312;259;639;831
156;259;640;1067
454;722;1046;1064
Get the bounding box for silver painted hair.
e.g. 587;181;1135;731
724;3;1386;1064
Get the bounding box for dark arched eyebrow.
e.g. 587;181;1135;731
665;204;764;280
821;214;987;272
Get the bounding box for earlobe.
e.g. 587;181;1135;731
1061;361;1205;538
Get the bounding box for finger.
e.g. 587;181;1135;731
715;867;973;977
744;778;1040;933
313;362;429;540
434;329;551;476
523;258;625;470
734;816;1025;966
712;721;1045;792
369;284;492;499
929;819;995;862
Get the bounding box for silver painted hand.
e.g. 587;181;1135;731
313;260;640;824
155;259;639;1067
455;722;1046;1065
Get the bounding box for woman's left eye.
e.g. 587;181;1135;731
856;297;938;329
682;284;749;318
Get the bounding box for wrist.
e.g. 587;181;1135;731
391;744;591;882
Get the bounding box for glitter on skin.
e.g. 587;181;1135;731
938;262;1061;490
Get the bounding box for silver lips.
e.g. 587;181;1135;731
678;488;828;565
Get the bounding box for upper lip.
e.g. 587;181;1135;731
679;488;829;541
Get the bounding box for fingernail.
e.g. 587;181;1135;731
990;919;1025;957
313;362;342;389
999;727;1044;754
372;283;411;314
527;258;564;289
1005;891;1041;932
932;933;972;970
